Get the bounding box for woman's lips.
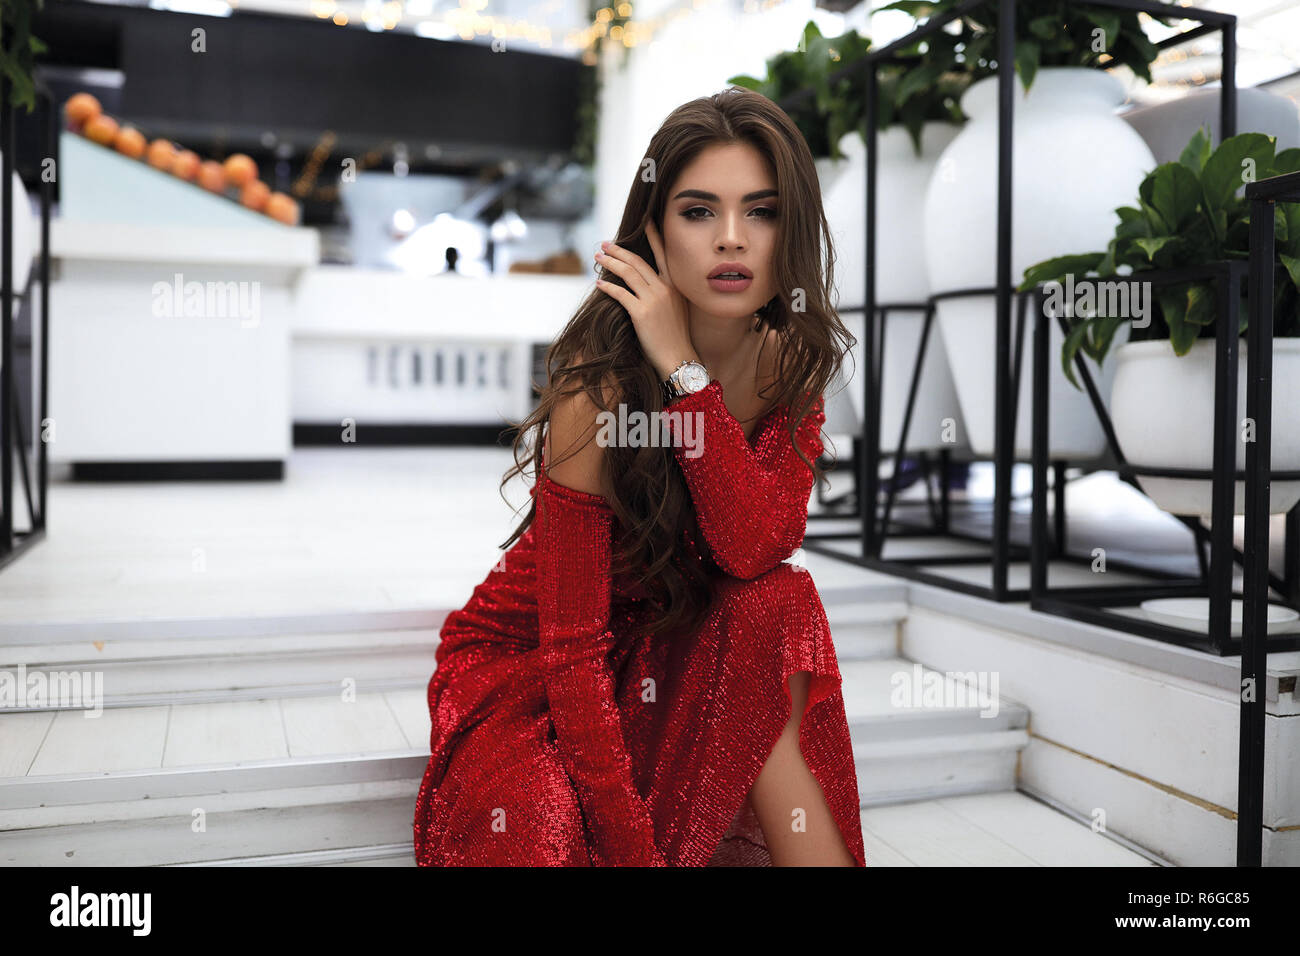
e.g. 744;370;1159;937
707;275;753;292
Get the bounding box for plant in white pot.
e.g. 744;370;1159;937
1022;129;1300;521
731;19;971;455
901;0;1174;459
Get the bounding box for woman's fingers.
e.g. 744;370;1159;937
594;250;649;295
599;239;658;288
594;277;635;313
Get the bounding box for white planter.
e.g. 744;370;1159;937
923;67;1157;459
1110;339;1300;518
820;125;967;453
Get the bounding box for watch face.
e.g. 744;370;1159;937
682;363;709;392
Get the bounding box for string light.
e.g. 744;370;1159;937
308;0;790;56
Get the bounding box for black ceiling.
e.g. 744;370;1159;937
36;0;587;171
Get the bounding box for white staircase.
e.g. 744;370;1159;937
0;589;1071;867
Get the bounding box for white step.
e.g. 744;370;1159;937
0;791;421;867
0;594;899;708
841;658;1030;807
0;604;1014;864
824;598;905;661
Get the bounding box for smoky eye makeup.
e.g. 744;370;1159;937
679;204;779;220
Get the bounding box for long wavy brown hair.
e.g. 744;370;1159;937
498;85;854;640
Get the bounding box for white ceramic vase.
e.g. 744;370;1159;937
922;67;1156;460
1110;339;1300;518
820;124;967;453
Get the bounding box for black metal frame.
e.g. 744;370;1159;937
0;67;52;572
779;0;1282;865
785;0;1237;603
1238;169;1300;867
1029;263;1300;656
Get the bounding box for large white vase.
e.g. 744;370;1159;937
820;124;968;454
1110;339;1300;518
923;67;1156;460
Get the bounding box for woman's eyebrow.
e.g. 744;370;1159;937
670;188;779;202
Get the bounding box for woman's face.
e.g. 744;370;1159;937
660;142;780;322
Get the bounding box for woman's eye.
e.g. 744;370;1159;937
680;206;778;220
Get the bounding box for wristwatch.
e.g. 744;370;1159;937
661;359;710;405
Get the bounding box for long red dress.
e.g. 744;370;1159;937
413;378;866;866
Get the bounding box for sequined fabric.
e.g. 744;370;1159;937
413;378;866;866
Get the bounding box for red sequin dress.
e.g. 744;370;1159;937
413;378;866;866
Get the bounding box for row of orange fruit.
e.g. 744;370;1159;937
64;92;301;226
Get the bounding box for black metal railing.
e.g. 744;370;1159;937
1239;168;1300;867
791;0;1236;603
781;0;1286;866
0;62;52;572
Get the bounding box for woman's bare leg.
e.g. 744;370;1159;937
748;670;857;866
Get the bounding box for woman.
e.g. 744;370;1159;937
413;86;863;866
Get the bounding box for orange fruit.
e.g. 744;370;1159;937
64;92;102;126
197;160;226;193
83;114;119;146
223;153;257;187
171;149;200;181
240;179;270;211
114;126;146;159
146;138;176;170
265;192;299;225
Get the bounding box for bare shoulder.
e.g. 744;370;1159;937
543;354;619;500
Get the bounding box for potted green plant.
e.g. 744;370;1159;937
1021;128;1300;519
730;19;975;453
890;0;1175;459
728;20;873;164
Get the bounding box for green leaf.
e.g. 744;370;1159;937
1184;282;1215;326
896;59;944;105
1200;132;1275;211
1114;205;1150;240
1136;198;1169;236
1084;10;1121;50
1178;126;1212;173
1280;254;1300;294
1087;313;1126;362
1018;252;1104;292
1149;161;1202;232
1027;14;1060;41
1134;236;1177;262
875;0;942;15
1015;39;1039;91
1272;147;1300;177
1061;317;1093;390
1158;283;1198;355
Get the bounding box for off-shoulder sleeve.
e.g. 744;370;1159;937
533;474;665;866
662;379;824;580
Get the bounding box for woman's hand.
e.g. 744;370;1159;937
594;220;702;382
